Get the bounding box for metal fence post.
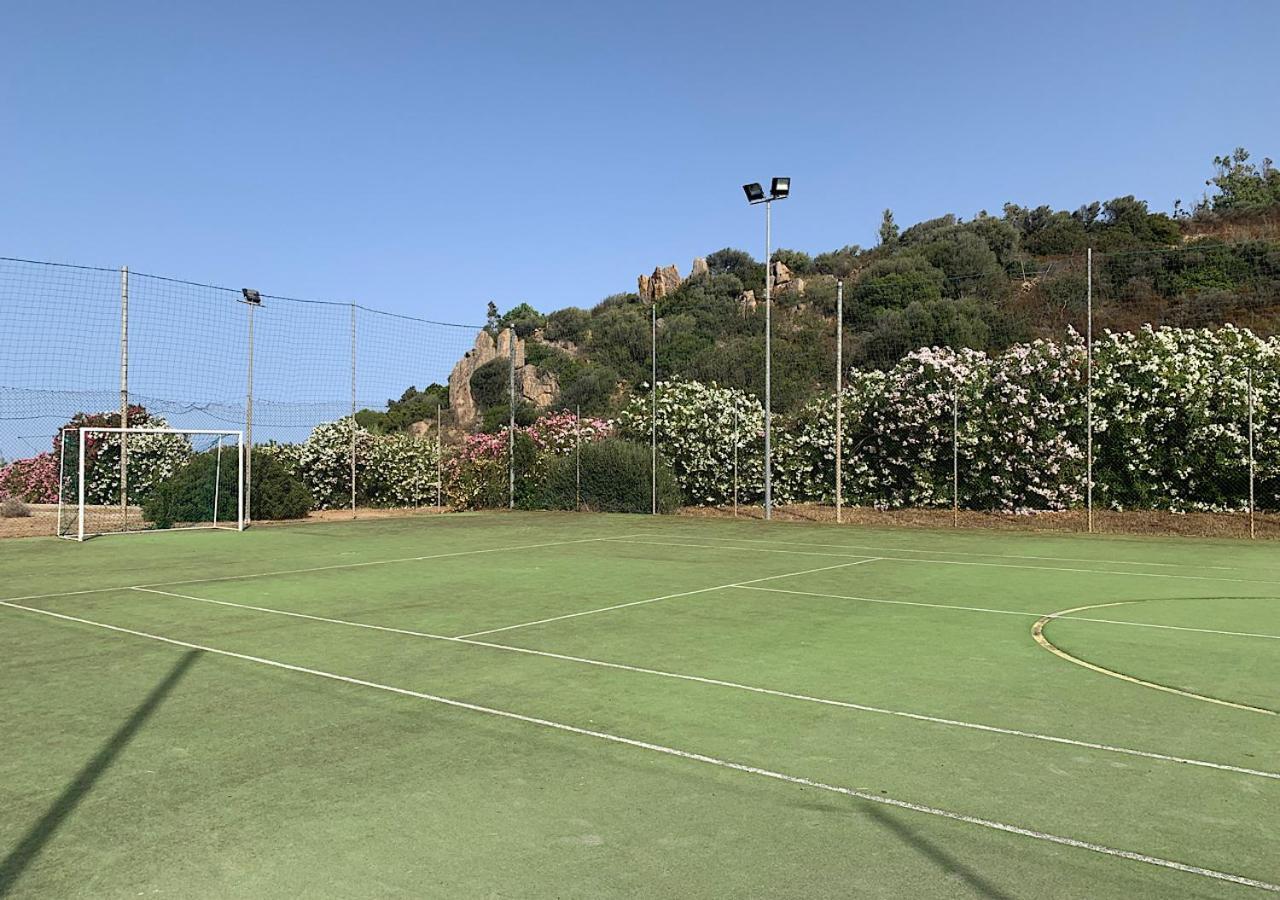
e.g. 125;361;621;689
651;303;657;515
118;266;129;530
1249;366;1256;540
1086;247;1094;534
508;329;516;509
732;404;739;518
244;297;255;525
575;404;581;510
952;381;959;528
436;402;443;509
835;279;843;524
350;303;357;519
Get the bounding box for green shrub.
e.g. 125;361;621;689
143;450;311;528
541;439;681;514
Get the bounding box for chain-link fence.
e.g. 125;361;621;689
3;249;1278;538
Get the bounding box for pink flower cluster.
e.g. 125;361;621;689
0;452;59;503
452;412;613;463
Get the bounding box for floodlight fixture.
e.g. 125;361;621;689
742;182;765;204
240;288;262;305
770;177;790;199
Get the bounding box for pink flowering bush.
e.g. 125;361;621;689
0;452;59;503
444;412;613;509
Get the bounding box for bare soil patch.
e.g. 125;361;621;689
680;503;1280;540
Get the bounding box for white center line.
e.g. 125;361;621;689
2;598;1276;895
451;558;882;639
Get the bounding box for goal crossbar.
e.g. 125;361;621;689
60;427;246;541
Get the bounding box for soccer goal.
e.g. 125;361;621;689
57;427;245;541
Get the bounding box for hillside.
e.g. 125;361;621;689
368;149;1280;433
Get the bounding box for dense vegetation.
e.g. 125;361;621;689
476;149;1280;421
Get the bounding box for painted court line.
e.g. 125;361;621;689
649;533;1245;572
0;535;647;606
452;558;883;639
131;585;1280;780
602;537;1280;587
2;599;1276;895
739;585;1280;641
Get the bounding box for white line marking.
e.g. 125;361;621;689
2;598;1276;894
0;535;648;605
603;538;1280;587
452;558;883;639
649;532;1244;572
131;586;1280;780
738;585;1280;641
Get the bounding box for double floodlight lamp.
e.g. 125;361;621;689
240;288;262;306
742;177;790;205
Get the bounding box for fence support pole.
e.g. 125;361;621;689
651;303;657;515
835;280;844;524
245;298;255;525
119;266;129;529
575;404;581;510
952;383;959;528
350;303;357;520
1086;247;1094;534
733;405;739;518
508;329;516;509
1249;367;1256;540
436;403;443;510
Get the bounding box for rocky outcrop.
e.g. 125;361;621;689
638;264;682;302
691;257;709;278
771;260;806;296
448;327;560;430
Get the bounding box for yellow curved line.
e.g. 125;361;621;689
1032;601;1278;716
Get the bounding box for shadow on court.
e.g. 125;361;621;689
862;803;1017;900
0;650;201;897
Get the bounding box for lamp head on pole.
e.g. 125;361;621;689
770;177;790;199
240;288;262;306
742;182;765;204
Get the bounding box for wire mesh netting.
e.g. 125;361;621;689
3;247;1279;538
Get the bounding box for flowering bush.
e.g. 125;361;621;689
444;411;613;509
619;381;763;505
0;452;59;503
632;327;1280;514
285;418;443;509
57;408;193;507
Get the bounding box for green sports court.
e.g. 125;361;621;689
2;512;1277;898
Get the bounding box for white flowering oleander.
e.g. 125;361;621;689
283;418;441;509
619;381;764;505
619;327;1280;513
80;416;192;506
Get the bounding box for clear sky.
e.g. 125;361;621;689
3;0;1277;323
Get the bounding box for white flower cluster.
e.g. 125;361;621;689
623;326;1279;513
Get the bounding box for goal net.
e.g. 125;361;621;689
57;427;245;541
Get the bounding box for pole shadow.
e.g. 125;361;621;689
861;802;1019;900
0;650;201;897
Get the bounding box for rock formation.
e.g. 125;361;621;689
690;256;709;278
638;264;682;302
447;327;560;430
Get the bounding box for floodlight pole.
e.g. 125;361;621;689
743;181;787;520
764;198;773;519
350;302;357;520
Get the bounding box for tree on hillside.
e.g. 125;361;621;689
879;209;899;246
1199;148;1280;214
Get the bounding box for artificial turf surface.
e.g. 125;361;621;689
0;511;1277;898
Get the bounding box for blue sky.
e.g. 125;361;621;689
3;0;1278;323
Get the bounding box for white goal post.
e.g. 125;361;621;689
58;427;245;541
